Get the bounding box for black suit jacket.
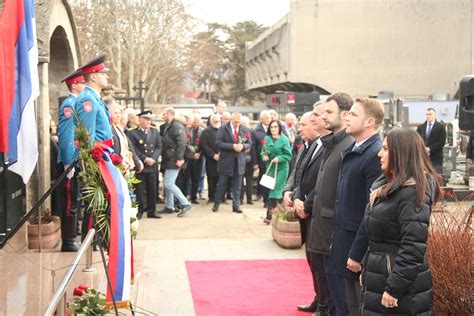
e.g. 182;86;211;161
216;123;252;176
251;123;268;169
200;125;219;177
128;127;162;173
416;120;446;165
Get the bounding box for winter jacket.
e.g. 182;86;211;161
161;119;187;169
349;176;435;315
306;129;354;254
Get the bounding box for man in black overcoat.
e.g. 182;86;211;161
306;93;355;316
251;110;271;207
283;108;327;313
200;114;221;202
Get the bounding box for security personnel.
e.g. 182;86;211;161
128;111;162;219
75;54;112;144
57;70;85;252
74;54;112;240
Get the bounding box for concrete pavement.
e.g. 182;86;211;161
130;200;306;315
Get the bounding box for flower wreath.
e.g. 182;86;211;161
74;116;140;249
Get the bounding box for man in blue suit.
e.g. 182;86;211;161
57;70;85;251
330;98;384;316
74;54;112;240
212;112;252;213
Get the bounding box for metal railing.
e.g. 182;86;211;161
43;228;97;316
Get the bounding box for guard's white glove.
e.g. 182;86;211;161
65;165;75;179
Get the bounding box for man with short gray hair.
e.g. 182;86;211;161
212;112;252;213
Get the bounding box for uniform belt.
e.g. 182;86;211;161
368;241;399;254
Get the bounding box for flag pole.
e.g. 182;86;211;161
1;155;8;242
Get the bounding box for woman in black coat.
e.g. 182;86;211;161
348;128;442;315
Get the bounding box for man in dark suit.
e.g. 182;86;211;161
212;112;252;213
128;111;162;219
306;93;355;316
186;113;204;204
416;108;446;174
251;110;271;207
200;114;221;202
283;108;327;313
329;98;383;316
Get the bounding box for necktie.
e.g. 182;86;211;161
426;123;432;139
234;129;238;143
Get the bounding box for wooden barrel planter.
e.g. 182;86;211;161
271;216;302;249
27;215;61;249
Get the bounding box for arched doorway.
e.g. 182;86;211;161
48;26;75;122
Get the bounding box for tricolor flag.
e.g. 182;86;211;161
95;142;132;307
0;0;39;184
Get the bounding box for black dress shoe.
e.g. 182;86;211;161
157;208;174;214
147;213;162;219
61;239;81;252
232;208;243;213
191;200;199;204
212;203;219;212
156;197;165;204
247;201;254;205
296;303;317;313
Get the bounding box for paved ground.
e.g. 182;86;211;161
0;200;470;315
130;200;306;315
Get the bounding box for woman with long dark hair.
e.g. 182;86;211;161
347;128;442;315
261;119;292;224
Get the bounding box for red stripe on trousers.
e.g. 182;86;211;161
66;179;71;216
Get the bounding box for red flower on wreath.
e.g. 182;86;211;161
91;149;103;162
245;133;250;139
110;153;123;165
195;137;200;143
261;139;267;145
78;284;89;291
73;287;84;297
186;133;191;139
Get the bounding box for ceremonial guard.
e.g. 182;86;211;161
74;54;113;240
128;111;163;219
57;70;85;251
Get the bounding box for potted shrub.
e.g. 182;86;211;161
271;204;302;249
26;209;61;249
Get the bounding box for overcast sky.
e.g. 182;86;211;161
183;0;290;28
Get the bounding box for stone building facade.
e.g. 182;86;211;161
246;0;474;98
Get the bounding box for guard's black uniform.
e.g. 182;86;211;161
128;126;162;217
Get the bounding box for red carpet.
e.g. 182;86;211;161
186;259;315;316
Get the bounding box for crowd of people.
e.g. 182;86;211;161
50;53;445;315
283;94;442;316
